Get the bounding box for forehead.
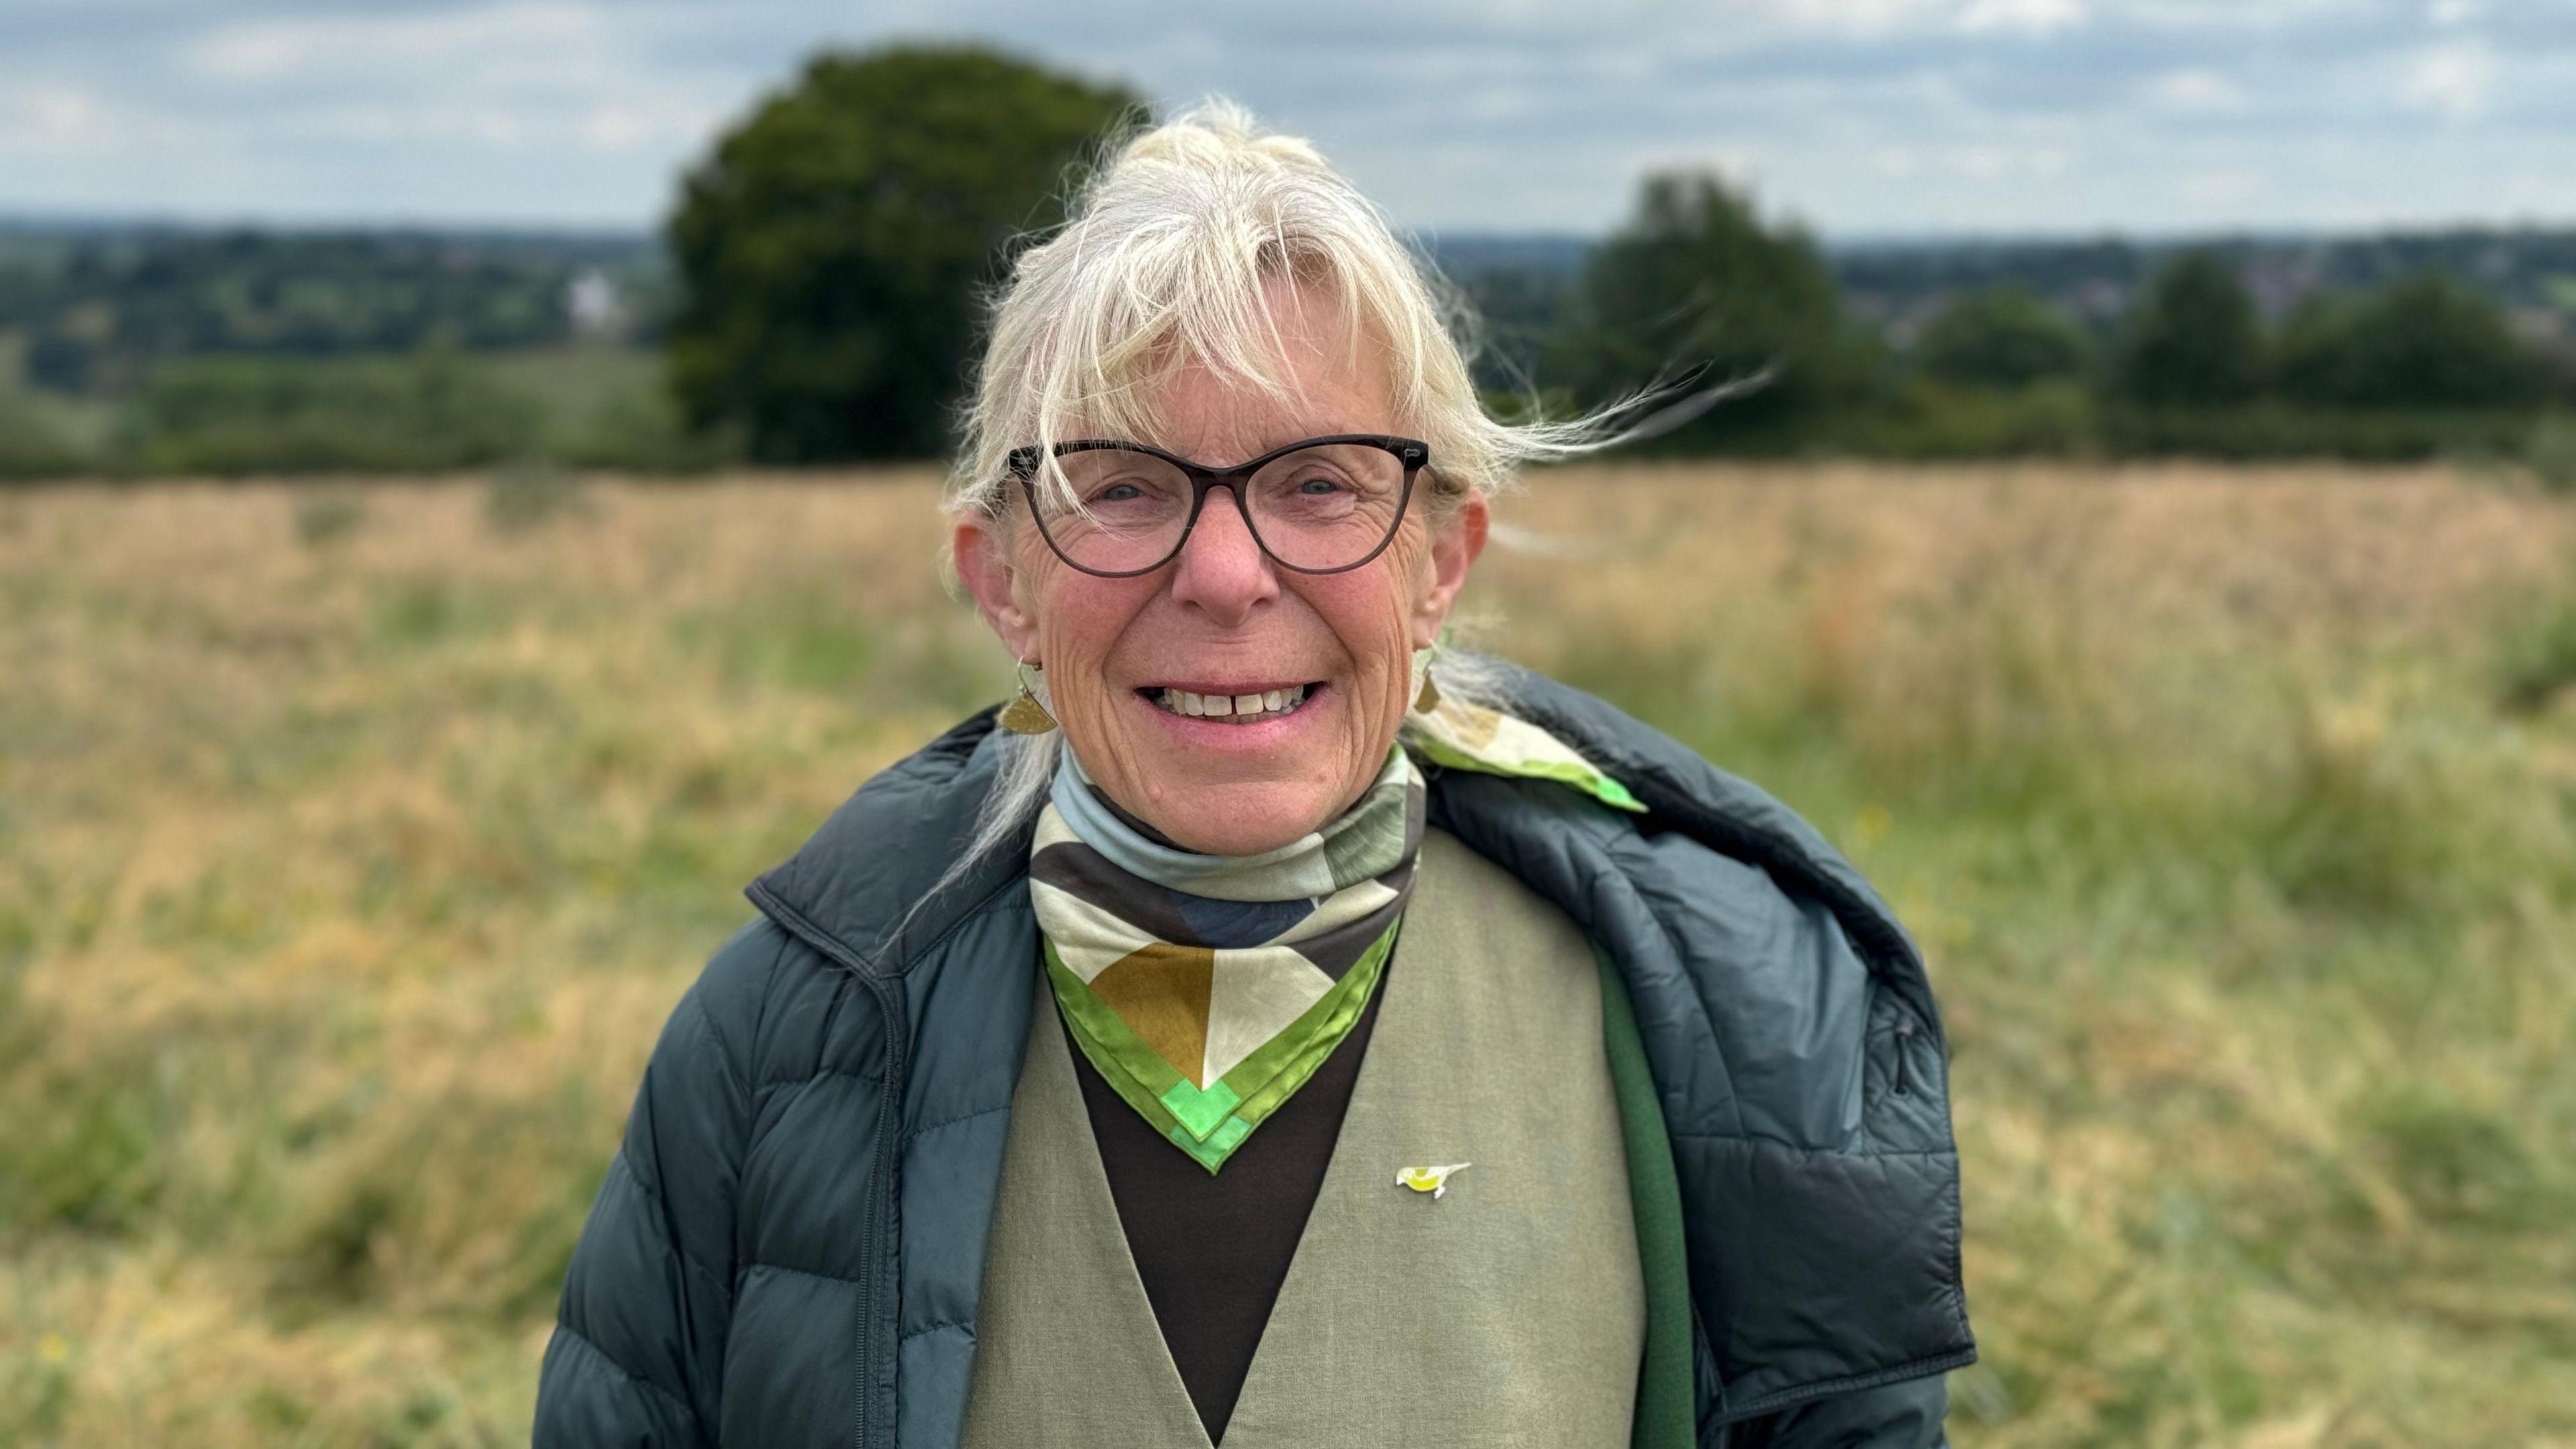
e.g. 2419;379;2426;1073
1128;275;1399;466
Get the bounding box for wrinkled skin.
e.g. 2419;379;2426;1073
954;277;1487;855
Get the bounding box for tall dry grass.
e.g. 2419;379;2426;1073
3;464;2573;1446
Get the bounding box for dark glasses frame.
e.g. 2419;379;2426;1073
1005;433;1430;578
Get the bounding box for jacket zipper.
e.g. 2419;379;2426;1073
856;971;909;1449
1891;1013;1916;1096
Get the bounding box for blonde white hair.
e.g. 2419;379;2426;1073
947;98;1658;525
911;100;1688;948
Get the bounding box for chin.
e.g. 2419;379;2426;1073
1142;777;1339;856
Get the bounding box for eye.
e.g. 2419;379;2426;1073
1082;476;1163;506
1295;474;1342;495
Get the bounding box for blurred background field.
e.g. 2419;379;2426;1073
5;462;2575;1446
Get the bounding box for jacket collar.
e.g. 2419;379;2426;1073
747;665;1934;1022
747;708;1028;979
1456;661;1943;1035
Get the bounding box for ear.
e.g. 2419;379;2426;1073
1409;491;1489;650
953;515;1041;661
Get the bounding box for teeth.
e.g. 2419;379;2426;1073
1154;685;1309;722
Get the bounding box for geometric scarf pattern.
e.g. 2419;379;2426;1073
1031;653;1644;1174
1032;746;1424;1173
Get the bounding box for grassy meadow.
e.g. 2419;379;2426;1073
3;463;2575;1446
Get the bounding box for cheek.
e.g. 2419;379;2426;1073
1034;582;1132;682
1016;557;1136;686
1301;569;1424;706
1339;531;1436;651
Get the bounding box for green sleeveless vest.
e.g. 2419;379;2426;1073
959;828;1647;1448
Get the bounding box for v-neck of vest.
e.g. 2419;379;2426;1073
1052;875;1423;1448
1038;841;1445;1448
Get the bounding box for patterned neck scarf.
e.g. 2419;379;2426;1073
1030;674;1642;1173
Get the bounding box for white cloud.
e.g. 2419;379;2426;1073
1958;0;2086;35
1;84;116;146
1625;142;1770;191
2175;168;2265;206
2;0;2573;233
2100;0;2353;30
576;97;726;154
168;0;734;168
0;81;178;156
191;1;614;84
1741;0;2086;36
311;101;533;146
2145;67;2246;112
1758;0;1952;37
1944;144;2072;180
2399;40;2497;119
2500;171;2576;216
580;104;651;152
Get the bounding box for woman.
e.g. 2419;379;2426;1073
535;104;1972;1449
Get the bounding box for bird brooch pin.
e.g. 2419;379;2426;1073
1395;1162;1472;1200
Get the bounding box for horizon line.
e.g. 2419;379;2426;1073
5;208;2576;253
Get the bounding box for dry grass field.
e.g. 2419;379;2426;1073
4;463;2575;1446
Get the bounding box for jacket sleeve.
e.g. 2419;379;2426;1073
1731;1375;1951;1449
533;922;785;1447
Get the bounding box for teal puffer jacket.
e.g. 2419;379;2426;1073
533;665;1975;1447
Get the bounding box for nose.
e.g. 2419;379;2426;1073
1166;486;1279;627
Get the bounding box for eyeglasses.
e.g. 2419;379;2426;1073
1006;433;1429;578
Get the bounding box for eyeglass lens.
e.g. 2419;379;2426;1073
1031;443;1408;574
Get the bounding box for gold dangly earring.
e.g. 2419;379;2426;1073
999;659;1058;735
1411;644;1443;714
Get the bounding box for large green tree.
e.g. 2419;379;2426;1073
2109;251;2263;407
2274;272;2544;409
667;46;1140;462
1546;172;1869;449
1913;286;2093;390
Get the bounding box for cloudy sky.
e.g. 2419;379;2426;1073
2;0;2571;239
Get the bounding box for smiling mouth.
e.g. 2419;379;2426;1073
1138;683;1322;722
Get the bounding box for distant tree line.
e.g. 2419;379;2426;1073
3;42;2573;481
653;45;2576;472
0;229;664;394
1451;195;2575;464
0;229;682;479
1833;227;2576;335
